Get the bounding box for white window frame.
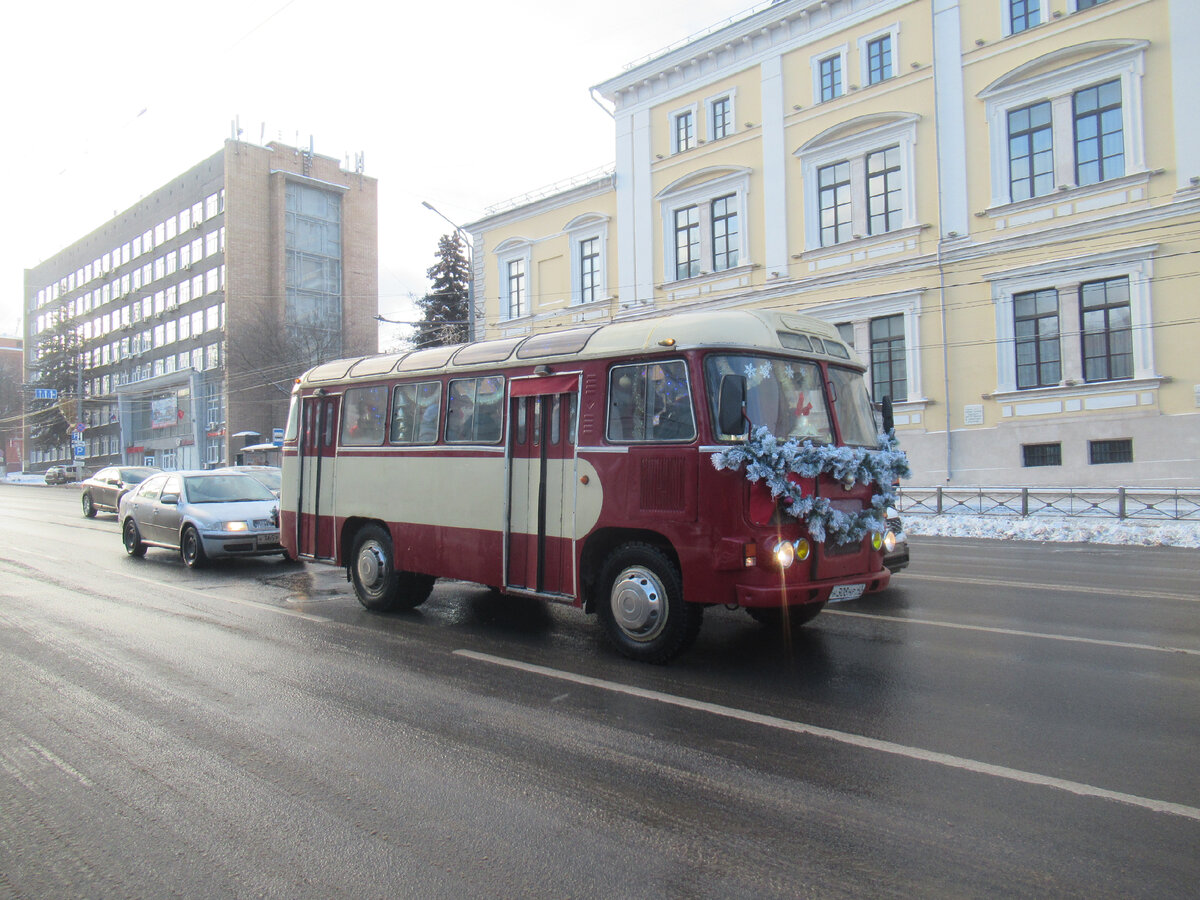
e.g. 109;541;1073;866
705;89;737;142
669;103;698;154
981;41;1147;209
986;244;1157;395
656;167;751;285
564;214;610;306
812;45;849;104
796;114;919;251
495;238;533;322
858;24;900;88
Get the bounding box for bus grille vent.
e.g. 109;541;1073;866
640;457;686;511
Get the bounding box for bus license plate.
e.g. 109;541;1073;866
829;583;865;602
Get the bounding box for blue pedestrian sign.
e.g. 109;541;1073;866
35;388;59;400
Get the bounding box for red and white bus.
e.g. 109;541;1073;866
281;309;899;662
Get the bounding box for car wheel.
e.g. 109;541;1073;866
122;518;147;558
597;542;702;663
745;602;826;631
349;524;434;612
181;525;208;569
82;493;96;518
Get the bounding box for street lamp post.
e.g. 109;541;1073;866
421;201;476;342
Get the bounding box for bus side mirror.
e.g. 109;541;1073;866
881;396;894;434
718;375;747;436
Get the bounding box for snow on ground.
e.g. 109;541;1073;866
903;513;1200;549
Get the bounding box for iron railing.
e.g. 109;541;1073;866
897;486;1200;522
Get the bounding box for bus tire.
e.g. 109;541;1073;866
745;602;825;630
350;524;434;612
598;543;701;664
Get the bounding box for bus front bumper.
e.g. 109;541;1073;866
734;569;891;609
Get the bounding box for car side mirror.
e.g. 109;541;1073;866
718;374;748;436
160;493;179;505
107;478;121;485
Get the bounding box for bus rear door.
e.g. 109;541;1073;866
506;375;579;598
295;393;340;561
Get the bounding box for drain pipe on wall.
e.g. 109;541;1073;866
937;237;953;483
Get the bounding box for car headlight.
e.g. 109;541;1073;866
217;521;249;532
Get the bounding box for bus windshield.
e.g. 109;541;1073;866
706;354;832;442
828;365;880;447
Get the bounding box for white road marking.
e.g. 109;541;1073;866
823;609;1200;656
454;649;1200;823
900;572;1199;603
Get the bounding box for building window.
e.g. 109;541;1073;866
672;108;696;153
578;237;600;303
1009;0;1040;34
870;315;907;402
1023;443;1062;467
820;55;842;102
1081;276;1132;382
867;35;893;85
710;194;739;272
1008;102;1054;201
1073;80;1124;186
798;114;917;251
981;43;1144;208
507;259;527;318
866;146;903;235
674;206;700;280
658;168;751;282
1014;288;1061;388
1075;0;1106;9
818;162;852;247
285;181;343;359
1088;438;1132;464
710;96;732;140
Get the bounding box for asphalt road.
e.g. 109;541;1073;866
1;483;1197;898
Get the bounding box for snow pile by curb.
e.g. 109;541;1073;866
904;514;1200;548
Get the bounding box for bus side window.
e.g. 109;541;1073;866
391;381;441;444
447;376;505;443
607;361;694;442
342;385;387;446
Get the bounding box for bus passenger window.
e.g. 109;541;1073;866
391;381;441;444
341;385;387;446
447;376;505;443
607;360;695;442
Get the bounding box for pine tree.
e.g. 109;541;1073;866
28;311;81;453
414;232;469;347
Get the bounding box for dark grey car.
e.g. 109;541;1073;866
81;466;162;517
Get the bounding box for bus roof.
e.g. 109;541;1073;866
298;308;864;387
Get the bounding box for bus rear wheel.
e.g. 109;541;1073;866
350;524;434;612
598;543;701;664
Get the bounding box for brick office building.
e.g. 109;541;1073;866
23;140;378;473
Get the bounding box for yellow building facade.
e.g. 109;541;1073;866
466;0;1200;487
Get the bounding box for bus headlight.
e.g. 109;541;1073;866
884;531;897;553
871;532;884;551
793;538;810;562
773;540;795;569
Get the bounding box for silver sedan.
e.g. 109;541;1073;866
119;471;286;568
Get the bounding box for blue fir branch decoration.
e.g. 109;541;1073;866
712;427;911;544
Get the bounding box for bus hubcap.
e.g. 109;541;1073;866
611;566;666;641
358;541;387;589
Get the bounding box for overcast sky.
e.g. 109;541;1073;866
2;0;758;348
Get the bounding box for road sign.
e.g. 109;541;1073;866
72;442;86;459
272;427;284;446
34;388;59;400
75;422;87;434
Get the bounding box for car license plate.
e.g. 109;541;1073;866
829;583;865;602
258;532;280;547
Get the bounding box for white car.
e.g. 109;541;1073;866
120;470;286;568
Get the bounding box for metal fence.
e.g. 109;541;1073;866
897;486;1200;522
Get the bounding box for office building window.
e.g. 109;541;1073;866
1022;443;1062;467
820;55;842;101
1081;276;1132;382
674;206;700;280
659;169;750;282
578;237;599;304
710;194;739;272
710;96;732;140
673;109;695;153
1074;80;1124;186
818;161;852;247
1010;0;1040;34
1088;438;1132;464
507;259;527;318
1008;102;1054;201
1014;289;1061;388
867;146;903;235
867;35;892;84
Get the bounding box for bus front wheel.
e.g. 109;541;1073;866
598;543;701;663
350;525;434;612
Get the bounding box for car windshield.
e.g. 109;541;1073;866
243;469;281;492
182;474;276;503
120;467;158;484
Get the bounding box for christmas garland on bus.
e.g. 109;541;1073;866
712;427;911;544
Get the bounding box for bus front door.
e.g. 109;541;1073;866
506;380;578;598
296;393;340;561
